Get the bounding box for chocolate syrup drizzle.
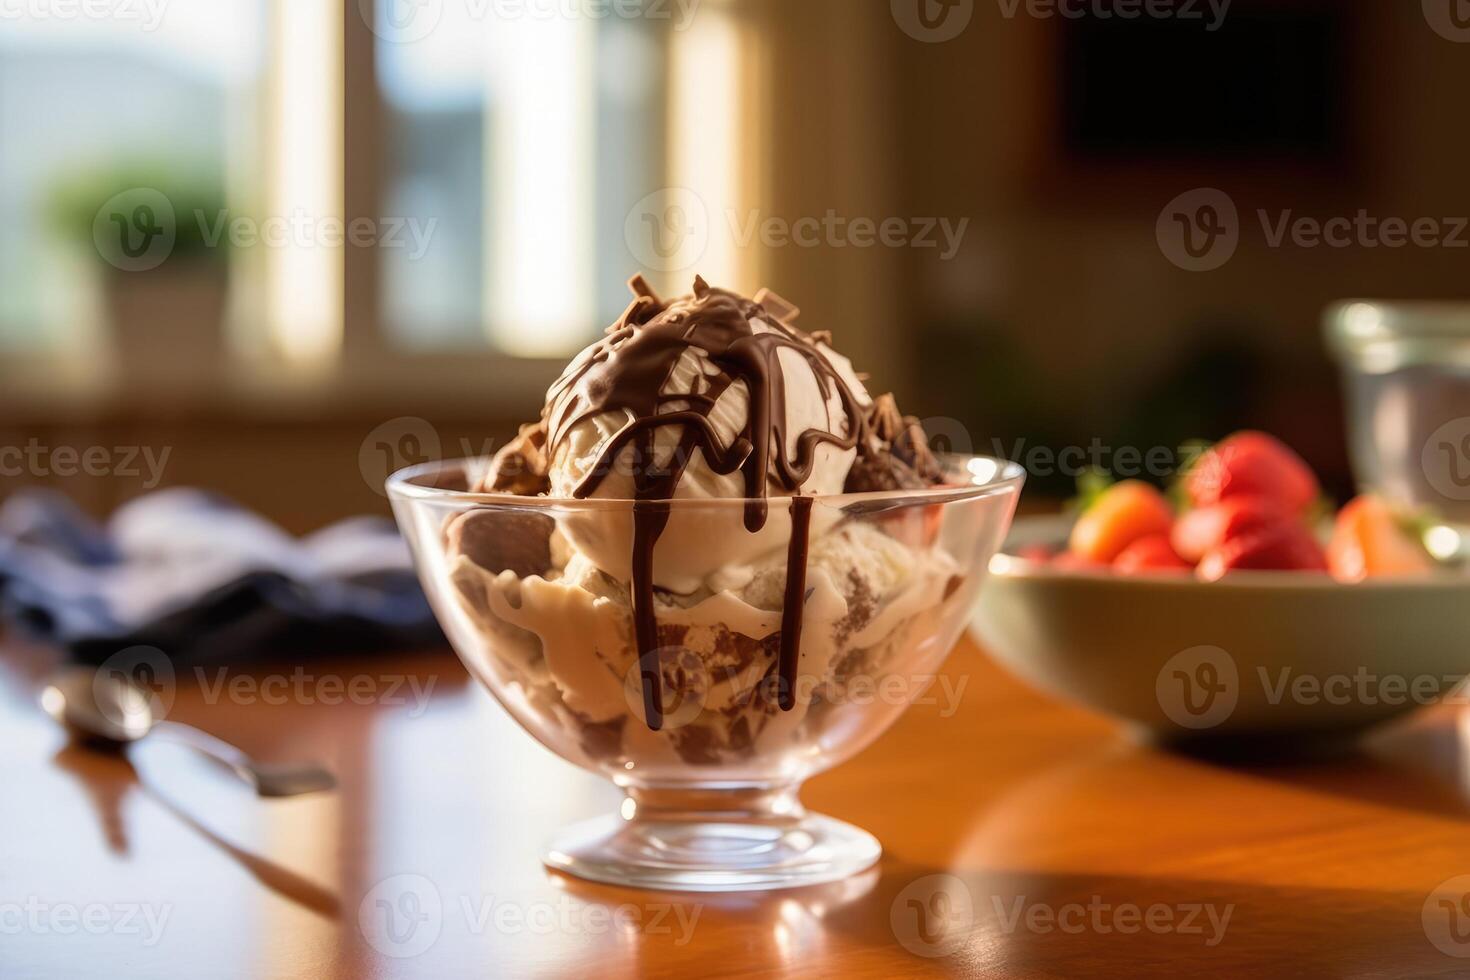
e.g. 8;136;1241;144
546;276;868;730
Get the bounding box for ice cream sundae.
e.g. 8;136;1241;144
429;275;994;779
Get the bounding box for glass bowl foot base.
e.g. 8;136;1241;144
543;787;880;892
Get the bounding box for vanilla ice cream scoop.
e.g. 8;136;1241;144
544;276;872;594
540;275;875;731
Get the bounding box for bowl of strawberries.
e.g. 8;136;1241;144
974;432;1470;744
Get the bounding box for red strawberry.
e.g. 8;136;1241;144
1196;522;1329;580
1113;534;1191;574
1327;494;1433;582
1170;496;1286;564
1186;432;1320;516
1016;544;1056;564
1069;481;1174;564
1051;551;1106;572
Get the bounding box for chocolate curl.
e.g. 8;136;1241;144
446;510;554;577
609;275;666;333
869;393;906;443
753;287;801;325
627;273;661;303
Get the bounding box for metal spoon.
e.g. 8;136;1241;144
41;667;336;798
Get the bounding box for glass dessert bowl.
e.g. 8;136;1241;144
388;454;1022;891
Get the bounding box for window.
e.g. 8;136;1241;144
374;3;668;355
0;2;266;352
1;0;757;401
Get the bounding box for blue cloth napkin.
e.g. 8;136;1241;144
0;489;442;664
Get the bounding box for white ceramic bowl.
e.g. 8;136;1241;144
973;516;1470;745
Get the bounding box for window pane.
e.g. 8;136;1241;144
377;5;664;354
0;3;266;352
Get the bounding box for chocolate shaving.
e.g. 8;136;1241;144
845;451;931;492
894;416;943;483
482;422;551;496
844;393;945;492
753;287;801;325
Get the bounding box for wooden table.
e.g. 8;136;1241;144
5;631;1470;979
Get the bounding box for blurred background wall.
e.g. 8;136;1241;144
3;0;1467;530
